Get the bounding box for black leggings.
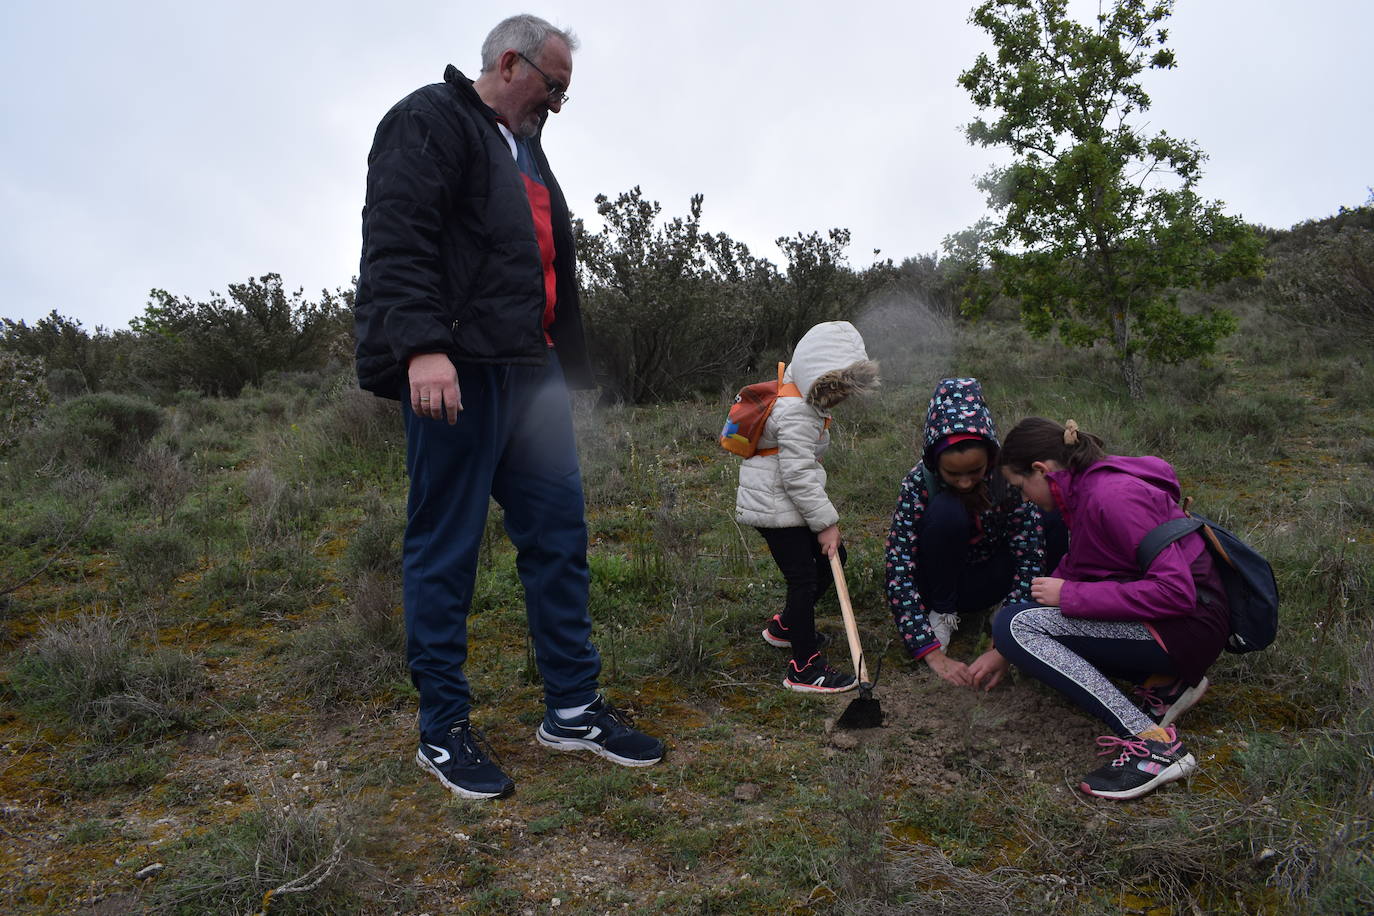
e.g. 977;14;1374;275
917;490;1017;613
917;491;1070;614
757;526;847;663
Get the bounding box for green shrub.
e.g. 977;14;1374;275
340;490;403;580
21;392;162;470
1265;213;1374;345
0;351;52;453
284;574;406;701
286;384;404;491
243;466;323;545
133;442;196;525
116;525;198;592
199;542;327;620
9;614;205;738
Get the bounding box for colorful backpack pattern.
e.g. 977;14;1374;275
720;363;802;458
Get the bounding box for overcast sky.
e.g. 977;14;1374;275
2;1;1370;331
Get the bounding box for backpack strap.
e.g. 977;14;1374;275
1136;516;1204;571
777;361;802;399
755;363;806;457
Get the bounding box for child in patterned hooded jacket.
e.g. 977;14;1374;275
736;320;879;692
885;378;1065;687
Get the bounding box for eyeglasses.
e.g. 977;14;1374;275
516;52;569;105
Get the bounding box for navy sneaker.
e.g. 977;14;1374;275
761;614;829;650
782;653;857;693
536;695;664;767
1079;726;1197;801
415;720;515;800
1134;676;1210;727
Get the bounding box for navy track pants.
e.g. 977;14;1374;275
401;351;600;741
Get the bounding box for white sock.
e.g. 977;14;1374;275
556;701;593;719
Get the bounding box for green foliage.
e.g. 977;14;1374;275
577;187;779;403
0;310;117;394
0;350;51;453
20;391;162;470
1264;203;1374;345
9;614;206;738
284;573;406;702
340;490;404;580
576;187;890;404
149;806;371;915
955;0;1264;397
115;525;198;593
770;228;886;351
133;442;196;525
127;273;352;397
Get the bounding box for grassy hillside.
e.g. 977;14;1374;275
1;303;1371;914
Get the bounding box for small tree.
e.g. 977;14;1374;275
0;311;115;394
0;351;51;453
956;0;1264;398
127;274;352;396
577;188;776;403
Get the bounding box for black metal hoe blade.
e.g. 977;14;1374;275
836;683;883;729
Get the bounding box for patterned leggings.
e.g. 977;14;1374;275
992;602;1176;736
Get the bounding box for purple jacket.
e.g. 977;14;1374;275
1049;457;1228;685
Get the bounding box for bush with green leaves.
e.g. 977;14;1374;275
19;391;162;470
0;310;116;394
577;188;776;403
8;613;206;738
285;573;406;701
954;0;1263;398
1264;206;1374;345
116;525;198;592
0;350;51;452
126;273;352;397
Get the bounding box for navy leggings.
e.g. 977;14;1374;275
993;602;1175;736
757;526;847;663
918;491;1069;614
917;491;1017;614
402;351;600;741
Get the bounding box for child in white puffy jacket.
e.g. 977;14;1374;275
735;320;879;692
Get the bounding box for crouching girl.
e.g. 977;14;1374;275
885;378;1064;687
984;418;1224;800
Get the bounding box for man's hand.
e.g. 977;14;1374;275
817;524;841;558
408;352;462;424
968;647;1010;691
924;649;973;687
1031;576;1065;607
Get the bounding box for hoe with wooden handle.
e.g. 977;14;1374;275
830;553;883;729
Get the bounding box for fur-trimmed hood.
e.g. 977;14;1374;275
783;321;878;409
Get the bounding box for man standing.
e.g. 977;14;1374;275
354;14;663;800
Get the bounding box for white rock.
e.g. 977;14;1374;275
135;863;164;880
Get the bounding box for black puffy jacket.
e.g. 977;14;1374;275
354;66;591;398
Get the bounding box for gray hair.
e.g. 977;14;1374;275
480;14;578;72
